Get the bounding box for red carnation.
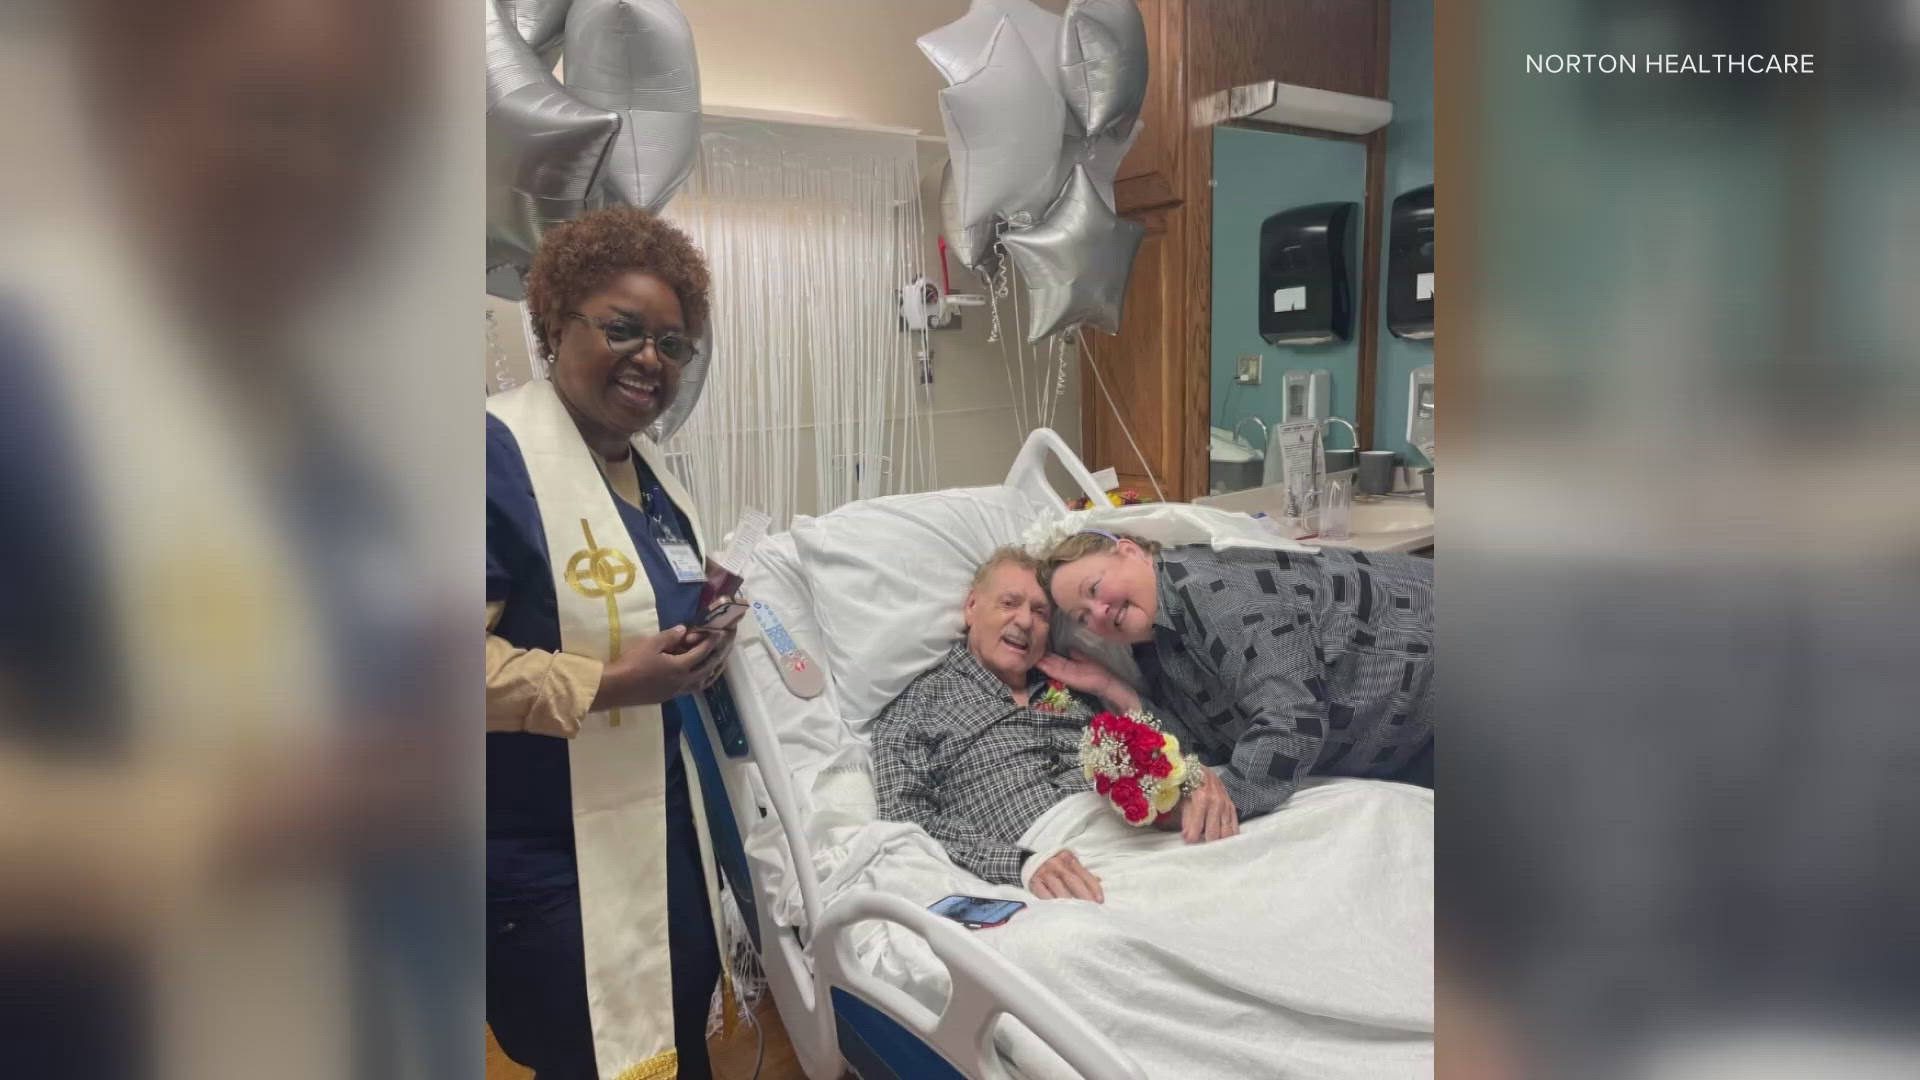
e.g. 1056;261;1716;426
1148;755;1172;778
1095;775;1112;795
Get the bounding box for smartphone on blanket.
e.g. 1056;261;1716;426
929;895;1026;930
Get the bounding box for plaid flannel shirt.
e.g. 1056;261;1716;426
871;643;1096;885
1136;544;1434;818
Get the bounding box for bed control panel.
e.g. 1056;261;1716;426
749;596;827;699
701;681;749;758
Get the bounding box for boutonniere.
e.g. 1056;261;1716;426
1034;679;1075;713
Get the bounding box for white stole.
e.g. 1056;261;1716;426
487;379;728;1080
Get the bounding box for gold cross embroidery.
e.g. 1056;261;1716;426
564;518;635;726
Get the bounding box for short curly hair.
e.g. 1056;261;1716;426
523;206;711;360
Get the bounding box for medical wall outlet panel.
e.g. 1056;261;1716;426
1282;369;1331;421
1236;355;1263;385
1407;365;1435;461
748;596;826;698
1259;201;1358;346
1387;185;1435;340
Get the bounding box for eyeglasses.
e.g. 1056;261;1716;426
565;312;699;365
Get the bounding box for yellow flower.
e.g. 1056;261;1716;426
1108;491;1124;506
1162;733;1186;788
1151;778;1181;815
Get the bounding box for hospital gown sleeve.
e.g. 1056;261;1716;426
871;702;1031;886
1209;618;1329;818
485;601;602;738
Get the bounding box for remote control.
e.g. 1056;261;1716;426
749;597;826;699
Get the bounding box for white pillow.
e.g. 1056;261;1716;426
790;485;1058;726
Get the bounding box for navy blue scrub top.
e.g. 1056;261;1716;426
486;414;704;898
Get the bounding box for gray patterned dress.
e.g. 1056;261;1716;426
1135;545;1434;817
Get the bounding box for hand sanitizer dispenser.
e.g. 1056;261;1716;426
1407;365;1434;463
1282;370;1331;422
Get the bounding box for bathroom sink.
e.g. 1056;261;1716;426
1209;429;1261;463
1347;497;1433;536
1194;486;1434;554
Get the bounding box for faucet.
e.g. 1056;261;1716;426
1232;416;1269;454
1318;416;1358;454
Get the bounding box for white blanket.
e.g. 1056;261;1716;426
801;778;1434;1080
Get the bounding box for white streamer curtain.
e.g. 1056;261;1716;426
659;115;935;538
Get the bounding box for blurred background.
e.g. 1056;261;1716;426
0;1;477;1077
1439;0;1920;1077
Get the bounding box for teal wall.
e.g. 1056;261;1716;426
1209;125;1368;450
1374;0;1434;465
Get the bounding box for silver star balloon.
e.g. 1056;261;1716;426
936;17;1066;247
563;0;702;214
1000;164;1145;343
1061;0;1149;137
501;0;573;63
919;0;1065;97
486;0;619;300
1058;115;1142;213
940;160;993;270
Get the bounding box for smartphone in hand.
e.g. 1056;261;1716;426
687;598;747;635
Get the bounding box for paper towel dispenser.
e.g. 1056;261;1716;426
1259;201;1358;346
1386;185;1434;340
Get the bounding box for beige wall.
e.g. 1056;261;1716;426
487;0;1084;498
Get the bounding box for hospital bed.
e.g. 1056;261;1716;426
682;429;1434;1080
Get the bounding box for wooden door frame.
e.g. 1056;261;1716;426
1183;1;1395;481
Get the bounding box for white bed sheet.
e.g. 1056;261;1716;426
813;780;1434;1080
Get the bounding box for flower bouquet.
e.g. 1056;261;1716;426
1079;711;1205;825
1067;488;1144;511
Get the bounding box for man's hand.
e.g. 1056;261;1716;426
1028;849;1104;903
1160;765;1238;844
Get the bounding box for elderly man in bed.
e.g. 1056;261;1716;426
871;547;1238;904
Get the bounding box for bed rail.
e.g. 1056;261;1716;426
1005;427;1111;510
812;890;1149;1080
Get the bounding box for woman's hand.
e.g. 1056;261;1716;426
592;624;732;711
1157;766;1239;844
1036;651;1137;711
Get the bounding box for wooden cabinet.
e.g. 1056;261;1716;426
1076;0;1389;501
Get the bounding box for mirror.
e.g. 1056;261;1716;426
1372;0;1435;468
1208;125;1368;495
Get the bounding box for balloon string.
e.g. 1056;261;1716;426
1080;331;1165;503
1050;334;1069;428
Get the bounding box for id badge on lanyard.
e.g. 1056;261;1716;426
661;541;704;583
645;491;705;583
